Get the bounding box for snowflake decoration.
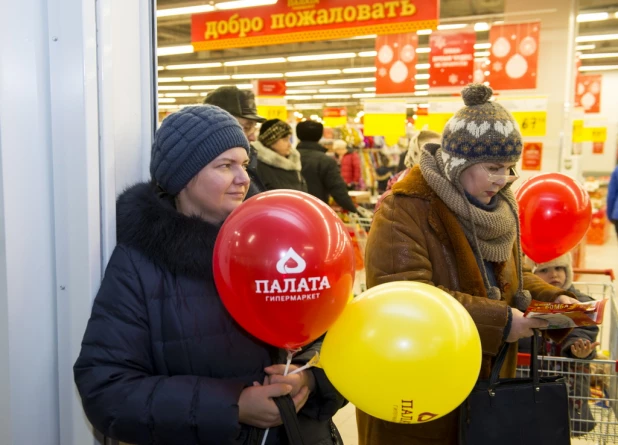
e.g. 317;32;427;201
492;61;503;72
432;35;447;50
448;74;459;84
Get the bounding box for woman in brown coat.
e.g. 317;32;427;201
357;84;578;445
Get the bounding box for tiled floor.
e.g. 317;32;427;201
334;229;618;445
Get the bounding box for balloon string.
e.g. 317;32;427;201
261;349;297;445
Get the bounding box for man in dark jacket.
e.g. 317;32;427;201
203;85;266;198
296;121;369;216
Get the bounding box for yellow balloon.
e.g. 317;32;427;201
321;281;482;424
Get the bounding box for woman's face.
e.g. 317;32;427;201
535;266;567;288
271;136;292;157
459;162;518;204
176;147;250;225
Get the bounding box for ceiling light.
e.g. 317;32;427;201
417;29;433;35
416;63;430;69
615;12;618;18
576;44;596;51
215;0;277;10
158;105;182;110
232;73;284;79
415;84;429;90
293;104;325;110
164;93;201;97
158;77;182;83
157;45;194;56
286;81;326;87
165;62;223;70
224;57;286;66
190;84;252;90
437;24;467;30
345;35;377;40
414;91;429;96
474;51;490;57
288;53;356;62
319;88;362;93
285;69;341;77
416;48;431;53
576;34;618;43
578;53;618;59
474;22;490;32
577;12;609;22
286;89;318;94
358;51;377;57
415;74;430;80
313;94;352;99
158;66;164;71
327;77;375;85
342;67;377;74
353;93;376;98
285;95;314;100
578;64;618;71
158;86;190;91
364;87;376;92
325;102;357;106
158;98;177;103
156;5;214;17
474;43;491;49
183;75;231;81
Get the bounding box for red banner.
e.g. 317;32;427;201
192;0;439;51
375;33;418;95
255;79;287;96
429;29;475;89
323;107;347;117
488;21;540;90
522;142;542;171
575;74;602;113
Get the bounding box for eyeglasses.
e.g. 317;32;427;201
481;164;520;183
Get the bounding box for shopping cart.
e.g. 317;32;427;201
517;268;617;443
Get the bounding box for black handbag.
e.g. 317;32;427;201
459;334;571;445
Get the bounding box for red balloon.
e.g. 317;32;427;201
515;173;591;263
214;190;355;349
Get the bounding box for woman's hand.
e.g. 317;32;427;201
570;338;600;359
506;308;549;343
554;295;580;305
238;379;310;428
265;364;316;395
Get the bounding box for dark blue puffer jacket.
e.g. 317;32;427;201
73;182;345;445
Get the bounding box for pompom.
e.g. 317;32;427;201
461;83;493;106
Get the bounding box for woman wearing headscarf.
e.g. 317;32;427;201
357;84;578;445
73;106;344;445
253;118;307;192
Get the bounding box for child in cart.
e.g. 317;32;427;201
524;252;601;436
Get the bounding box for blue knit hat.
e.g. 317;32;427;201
150;105;250;194
440;84;522;182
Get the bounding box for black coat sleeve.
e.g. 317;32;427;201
73;246;246;445
292;337;347;421
320;156;358;213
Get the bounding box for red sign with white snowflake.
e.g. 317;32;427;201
375;33;418;95
575;74;602;113
429;30;475;89
488;22;540;90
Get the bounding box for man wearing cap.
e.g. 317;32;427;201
203;86;266;198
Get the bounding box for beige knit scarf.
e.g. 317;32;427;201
420;148;531;310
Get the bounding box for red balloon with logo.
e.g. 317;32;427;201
515;173;591;263
214;190;355;349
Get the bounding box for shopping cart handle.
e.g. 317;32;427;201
572;268;615;281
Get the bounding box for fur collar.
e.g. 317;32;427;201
253;140;302;171
391;165;435;199
116;182;219;279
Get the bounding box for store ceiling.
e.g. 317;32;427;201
155;0;618;115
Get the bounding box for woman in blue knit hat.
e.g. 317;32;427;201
358;84;580;445
73;105;345;445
